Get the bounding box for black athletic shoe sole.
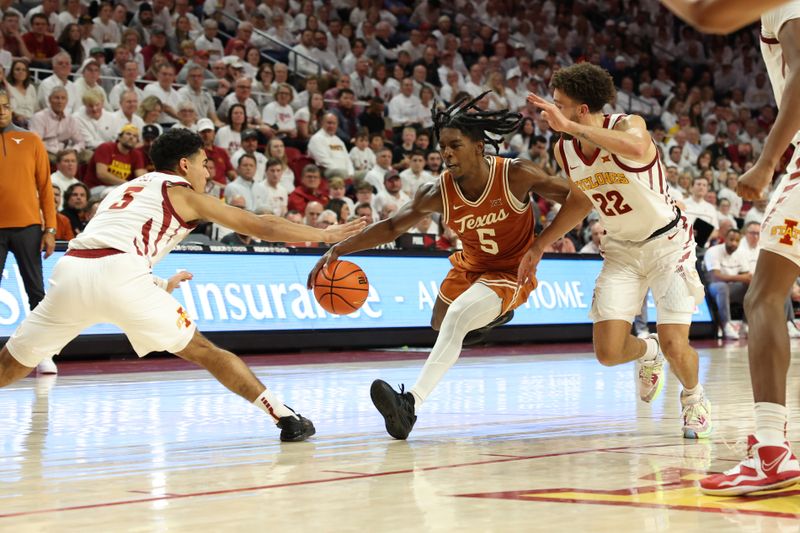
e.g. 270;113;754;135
370;379;416;440
279;415;316;442
463;310;515;346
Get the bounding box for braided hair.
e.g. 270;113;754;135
432;90;523;153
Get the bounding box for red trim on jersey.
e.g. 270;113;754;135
161;181;194;229
761;33;779;44
571;115;612;166
656;161;665;194
647;167;654;190
612;151;658;173
65;248;123;258
140;218;153;255
133;238;143;256
152;200;174;257
558;138;570;178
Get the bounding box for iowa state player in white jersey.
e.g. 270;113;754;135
308;93;570;439
699;2;800;496
520;63;711;439
0;128;365;443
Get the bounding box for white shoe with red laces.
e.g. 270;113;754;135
700;435;800;496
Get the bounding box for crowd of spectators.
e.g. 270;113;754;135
2;0;798;327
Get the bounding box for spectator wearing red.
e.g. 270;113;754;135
288;164;329;215
198;118;235;186
22;13;58;67
83;124;146;197
141;26;173;70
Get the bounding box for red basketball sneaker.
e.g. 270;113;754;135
700;435;800;496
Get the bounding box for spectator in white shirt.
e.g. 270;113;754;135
307;112;355;179
142;63;180;125
290;29;319;78
92;2;121;48
231;129;268;182
398;149;434;197
261;83;298;142
744;197;769;226
704;228;751;339
224;153;259;211
37;52;80;114
387;77;424;135
74;92;117;149
108;60;145;111
195;18;224;60
373;170;411;220
363;147;392;192
579;221;603;254
50;148;80;207
252;157;289;216
74;57;110;112
171;100;199;132
108;89;145;136
463;63;484;97
683;176;719;242
349;129;376;176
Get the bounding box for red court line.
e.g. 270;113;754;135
0;441;684;519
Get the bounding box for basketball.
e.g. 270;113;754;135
313;260;370;315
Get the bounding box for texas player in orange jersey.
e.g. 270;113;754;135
308;93;570;440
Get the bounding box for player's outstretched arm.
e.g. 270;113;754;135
661;0;787;33
168;186;367;243
517;178;593;287
307;181;443;288
528;93;655;164
510;159;569;205
739;19;800;200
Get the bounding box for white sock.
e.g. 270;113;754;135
410;283;503;413
253;388;297;423
755;402;787;445
640;337;659;362
681;383;703;400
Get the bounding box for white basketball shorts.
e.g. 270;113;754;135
6;251;196;367
761;149;800;269
589;220;705;325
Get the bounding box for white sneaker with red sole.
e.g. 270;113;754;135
700;435;800;496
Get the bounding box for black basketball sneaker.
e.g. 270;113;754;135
462;310;515;346
277;409;316;442
370;379;417;440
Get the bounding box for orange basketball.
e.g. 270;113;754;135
313;260;370;315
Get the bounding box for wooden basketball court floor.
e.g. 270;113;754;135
2;340;800;532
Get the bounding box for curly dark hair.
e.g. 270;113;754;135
432;91;522;153
150;129;204;172
550;63;616;113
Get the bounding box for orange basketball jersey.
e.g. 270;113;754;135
440;156;534;273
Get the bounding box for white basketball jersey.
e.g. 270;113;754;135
558;114;677;242
69;172;197;267
761;1;800;144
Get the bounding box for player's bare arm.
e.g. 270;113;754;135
528;93;655;164
307;181;443;288
739;19;800;200
167;186;366;243
508;158;570;205
661;0;789;33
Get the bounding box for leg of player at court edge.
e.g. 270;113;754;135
410;283;503;407
0;346;36;387
656;324;699;390
592;320;650;367
747;252;799;432
175;330;315;442
370;283;502;439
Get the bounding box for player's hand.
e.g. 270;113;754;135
320;216;367;243
41;232;55;259
167;271;193;293
517;244;544;289
307;247;340;289
737;162;774;201
527;93;572;133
